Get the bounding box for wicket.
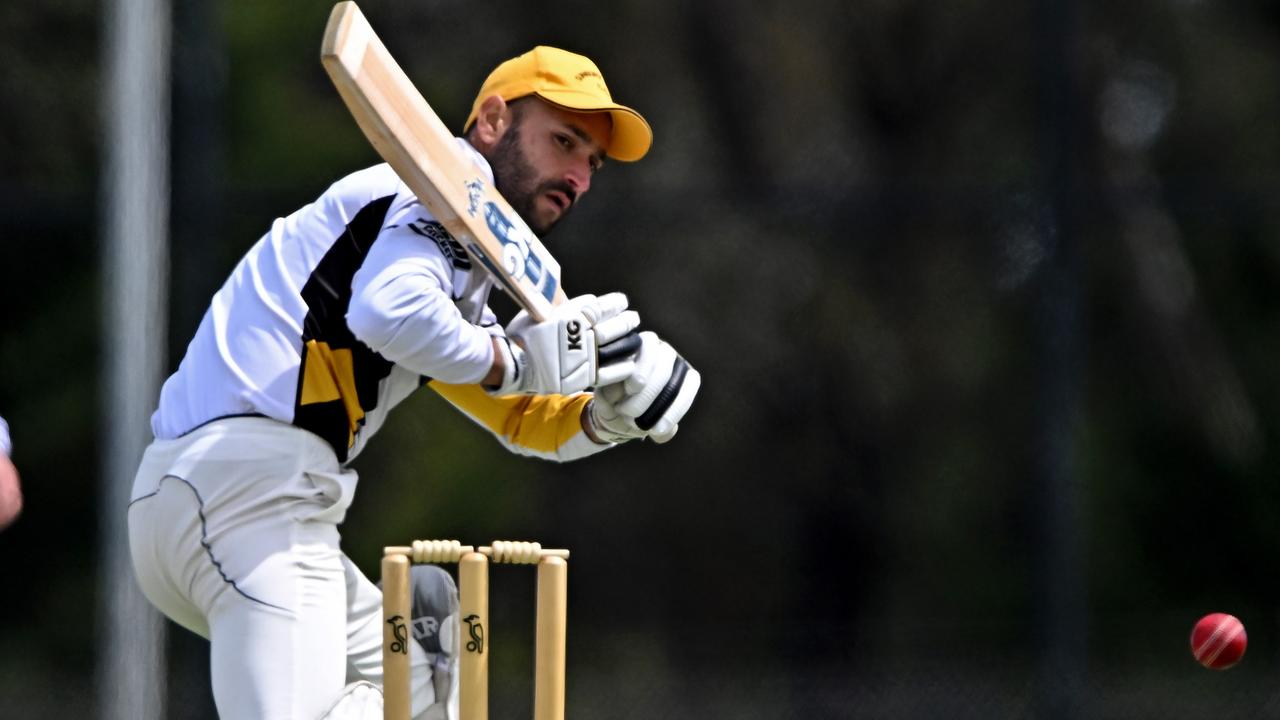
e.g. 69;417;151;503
381;539;570;720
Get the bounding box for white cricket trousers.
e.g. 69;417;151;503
127;417;435;718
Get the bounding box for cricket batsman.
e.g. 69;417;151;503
127;45;699;718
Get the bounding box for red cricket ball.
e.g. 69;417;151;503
1190;613;1247;670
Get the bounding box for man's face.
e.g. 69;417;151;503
486;99;612;236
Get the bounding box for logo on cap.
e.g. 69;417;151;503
574;70;606;93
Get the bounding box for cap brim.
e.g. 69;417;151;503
535;90;653;162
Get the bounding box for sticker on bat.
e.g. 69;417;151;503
465;178;559;302
482;201;544;283
465;179;485;218
482;203;559;302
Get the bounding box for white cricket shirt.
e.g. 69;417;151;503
153;142;503;462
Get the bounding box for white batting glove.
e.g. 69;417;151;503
586;383;641;443
586;332;701;444
492;292;641;396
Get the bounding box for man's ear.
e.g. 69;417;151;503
470;95;510;151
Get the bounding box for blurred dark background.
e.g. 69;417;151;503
2;0;1279;717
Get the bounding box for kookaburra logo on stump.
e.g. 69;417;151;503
386;614;408;655
463;613;485;654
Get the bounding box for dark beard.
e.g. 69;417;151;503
488;124;576;237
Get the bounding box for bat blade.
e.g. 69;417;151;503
320;1;565;321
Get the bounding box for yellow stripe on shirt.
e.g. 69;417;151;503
300;340;366;446
427;381;589;454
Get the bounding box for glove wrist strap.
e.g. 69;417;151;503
489;338;528;396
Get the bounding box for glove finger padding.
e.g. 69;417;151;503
575;291;629;325
588;360;700;444
592;313;643;387
634;356;690;430
617;332;677;416
607;331;702;443
597;331;643;365
593;310;641;346
642;364;700;443
598;381;627;405
585;383;645;443
579;293;640;379
596;331;642;386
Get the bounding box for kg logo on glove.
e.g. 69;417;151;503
493;292;642;397
566;320;582;351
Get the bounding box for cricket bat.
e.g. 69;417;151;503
321;1;566;322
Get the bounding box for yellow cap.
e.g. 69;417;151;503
464;46;652;162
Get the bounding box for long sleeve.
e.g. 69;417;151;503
427;381;614;462
347;199;498;385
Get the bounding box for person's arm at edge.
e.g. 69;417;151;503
0;422;23;530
